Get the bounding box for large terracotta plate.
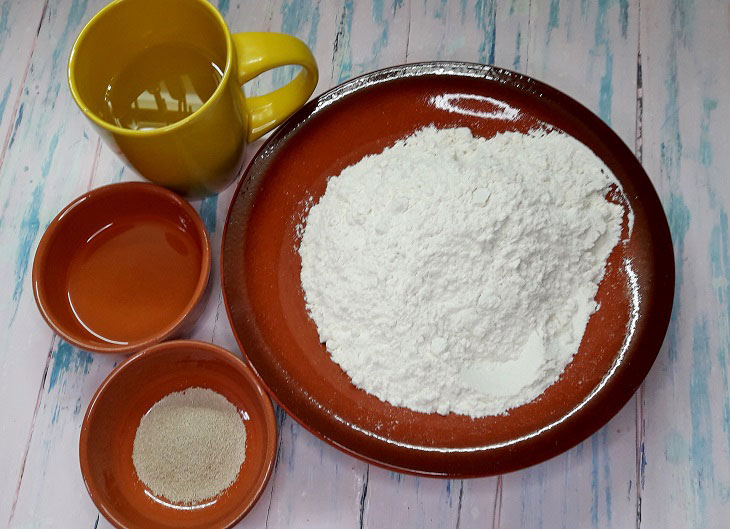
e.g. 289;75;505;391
221;63;674;477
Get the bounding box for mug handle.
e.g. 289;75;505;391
233;32;318;142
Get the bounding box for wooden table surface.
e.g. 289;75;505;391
1;0;728;527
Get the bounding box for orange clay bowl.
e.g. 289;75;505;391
79;340;277;529
221;63;675;477
33;182;210;354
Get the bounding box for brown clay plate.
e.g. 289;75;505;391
221;63;674;477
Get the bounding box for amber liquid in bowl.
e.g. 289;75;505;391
66;214;201;345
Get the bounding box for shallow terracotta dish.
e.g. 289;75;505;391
79;340;277;529
33;182;210;354
221;62;675;477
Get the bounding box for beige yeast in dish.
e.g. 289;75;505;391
132;387;247;504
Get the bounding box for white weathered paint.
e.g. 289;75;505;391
2;0;729;527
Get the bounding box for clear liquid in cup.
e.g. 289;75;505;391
101;42;224;130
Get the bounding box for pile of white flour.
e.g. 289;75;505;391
298;126;624;417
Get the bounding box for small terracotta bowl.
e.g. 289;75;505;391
33;182;210;354
79;340;277;529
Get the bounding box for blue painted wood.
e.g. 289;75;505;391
497;2;642;528
2;0;729;527
0;0;113;522
638;0;730;526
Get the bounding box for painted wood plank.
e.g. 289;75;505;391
493;0;531;72
330;0;410;84
406;0;530;72
406;0;492;64
0;0;119;524
230;3;372;527
406;2;641;528
639;0;730;527
314;2;497;527
363;3;505;526
496;2;641;528
236;2;408;527
363;469;465;529
0;0;48;169
8;340;122;529
3;0;730;528
524;0;638;145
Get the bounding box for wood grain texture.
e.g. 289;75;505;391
1;0;728;528
0;0;47;168
639;0;730;526
0;1;111;524
498;2;640;528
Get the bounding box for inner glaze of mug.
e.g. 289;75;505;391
69;0;230;133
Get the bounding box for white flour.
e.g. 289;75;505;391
298;126;624;417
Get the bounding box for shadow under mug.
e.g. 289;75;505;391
68;0;318;197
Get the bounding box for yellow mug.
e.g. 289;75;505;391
68;0;318;196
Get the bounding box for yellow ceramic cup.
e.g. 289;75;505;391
68;0;318;196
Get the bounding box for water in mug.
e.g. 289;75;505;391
101;42;224;130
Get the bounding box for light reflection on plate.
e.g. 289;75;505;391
144;488;219;511
429;93;521;121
